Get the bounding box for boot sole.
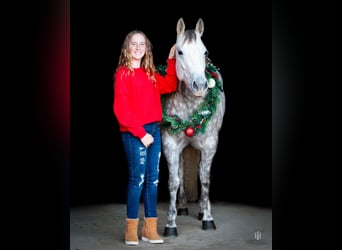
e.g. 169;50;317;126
141;237;164;243
125;240;139;245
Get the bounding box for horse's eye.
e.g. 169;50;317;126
178;50;183;55
204;51;209;57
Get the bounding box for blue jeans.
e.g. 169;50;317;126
121;122;161;219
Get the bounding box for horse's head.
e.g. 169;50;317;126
176;18;208;97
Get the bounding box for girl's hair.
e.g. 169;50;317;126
116;30;156;82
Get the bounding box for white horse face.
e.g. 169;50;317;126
176;18;208;97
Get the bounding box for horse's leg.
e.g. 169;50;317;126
198;147;216;230
163;143;183;237
177;151;188;215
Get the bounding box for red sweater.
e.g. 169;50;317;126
113;59;178;138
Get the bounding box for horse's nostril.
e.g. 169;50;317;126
192;81;199;91
192;81;208;92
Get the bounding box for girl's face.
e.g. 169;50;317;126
129;33;146;62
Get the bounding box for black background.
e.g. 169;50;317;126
15;0;341;249
17;0;326;249
70;2;271;208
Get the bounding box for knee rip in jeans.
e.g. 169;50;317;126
139;174;144;187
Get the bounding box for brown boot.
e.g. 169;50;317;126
141;217;164;244
125;218;139;245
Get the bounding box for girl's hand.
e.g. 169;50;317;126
141;133;154;147
168;44;176;59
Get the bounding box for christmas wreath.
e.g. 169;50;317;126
157;60;224;137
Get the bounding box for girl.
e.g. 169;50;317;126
113;30;177;245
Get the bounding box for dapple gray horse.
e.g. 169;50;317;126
161;18;225;237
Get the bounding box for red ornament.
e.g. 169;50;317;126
185;127;195;137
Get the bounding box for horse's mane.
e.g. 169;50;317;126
182;30;197;44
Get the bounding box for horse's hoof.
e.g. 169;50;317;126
202;220;216;230
198;212;204;220
177;207;189;216
164;226;178;237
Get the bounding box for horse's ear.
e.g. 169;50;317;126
177;17;185;35
196;18;204;37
